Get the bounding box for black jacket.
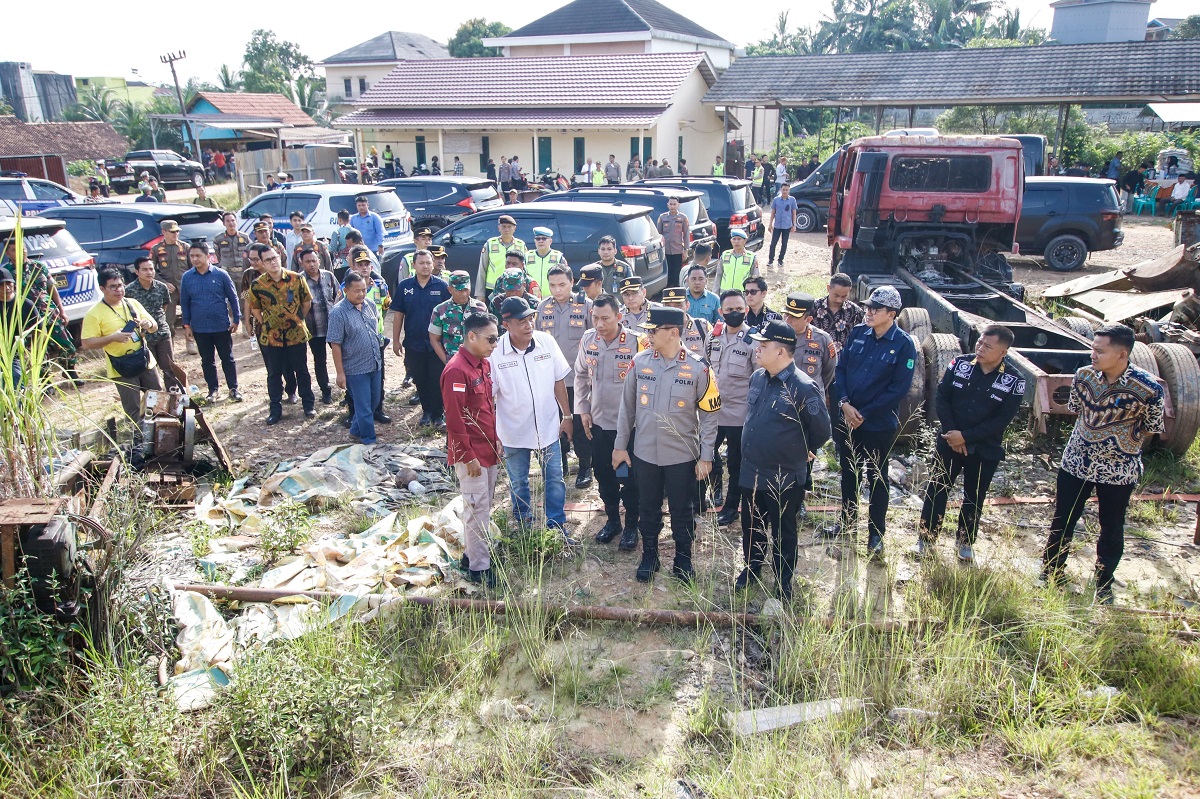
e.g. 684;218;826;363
935;354;1025;461
740;364;832;492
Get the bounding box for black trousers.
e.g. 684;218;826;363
260;340;296;396
193;330;238;392
347;346;386;417
590;427;638;528
1042;468;1135;593
561;387;592;474
742;482;803;586
919;440;1000;545
768;227;792;262
665;252;684;277
405;348;444;417
308;336;330;393
835;420;897;540
634;456;696;563
262;342;313;414
712;425;743;513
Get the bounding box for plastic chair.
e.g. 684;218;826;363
1167;186;1197;215
1132;191;1157;215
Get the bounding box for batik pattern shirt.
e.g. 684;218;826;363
1061;365;1164;485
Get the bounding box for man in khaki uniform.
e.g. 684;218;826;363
617;275;657;337
614;307;721;583
537;264;593;487
151;219;192;351
213;212;250;286
782;291;838;517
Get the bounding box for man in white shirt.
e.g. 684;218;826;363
490;296;574;539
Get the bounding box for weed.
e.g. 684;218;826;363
0;571;74;692
258;501;313;563
185;519;212;558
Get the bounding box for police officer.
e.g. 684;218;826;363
475;215;526;300
525;227;567;297
400;228;434;282
712;229;759;293
617;275;657;337
537;265;594;487
489;264;539;318
575;294;643;550
782;292;836;395
919;324;1023;563
737;321;832;599
614;306;721;583
831;286;917;559
587;234;633;295
658;286;710;361
151;220;189;347
252;219;288;265
707;289;757;527
577;265;605;301
213;212;250;285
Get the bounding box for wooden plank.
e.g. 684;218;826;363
1;524;15;589
0;498;65;525
88;458;121;522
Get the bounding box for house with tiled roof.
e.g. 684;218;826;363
182;92;347;150
0;115;128;161
318;32;450;115
483;0;736;69
335;51;727;178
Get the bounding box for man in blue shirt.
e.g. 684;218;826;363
684;264;720;324
392;250;450;427
767;183;798;268
830;285;917;559
180;241;243;402
349;195;385;258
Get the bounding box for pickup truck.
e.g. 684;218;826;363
107;150;206;194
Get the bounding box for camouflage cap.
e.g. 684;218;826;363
447;270;471;290
498;267;527;291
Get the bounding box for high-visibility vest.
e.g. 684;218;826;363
524;249;566;294
712;163;725;176
591;169;605;186
719;250;755;292
365;281;386;335
483;237;526;290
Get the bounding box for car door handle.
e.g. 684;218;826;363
1046;211;1058;216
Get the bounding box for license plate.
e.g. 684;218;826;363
749;221;758;233
649;250;662;265
55;275;68;289
384;218;400;230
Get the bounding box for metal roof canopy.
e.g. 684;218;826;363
703;39;1200;109
1144;102;1200;126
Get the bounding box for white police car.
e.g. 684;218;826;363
0;174;92;216
236;183;413;251
0;216;101;334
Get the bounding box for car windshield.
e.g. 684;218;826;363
1076;184;1121;212
469;184;501;204
619;213;658;245
729;186;756;212
328;191;406;216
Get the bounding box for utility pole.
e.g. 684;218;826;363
160;51;200;162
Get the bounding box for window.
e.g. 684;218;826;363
388;183;427;204
558;213;607;245
889;156;992;193
677;135;683;163
619;213;657;245
242;195;286;219
537;137;552;174
415;136;427;168
440;217;496;247
328;191;407;217
480;135;490;173
358;78;368;95
58;214;102;246
630;137;639;160
424;184;456;203
279;194;320;218
30;181;71;201
0;183;27;201
574;137;585;173
643;137;652;162
1021;187;1066;215
99;214;143;243
469;184;501;205
343;78;353;98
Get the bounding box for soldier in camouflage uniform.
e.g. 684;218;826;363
488;266;539;319
429;270;487;362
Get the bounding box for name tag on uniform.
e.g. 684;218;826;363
533;353;550;362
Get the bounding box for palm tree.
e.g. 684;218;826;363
217;64;243;92
67;85;119;122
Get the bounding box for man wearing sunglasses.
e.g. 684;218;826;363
742;276;781;330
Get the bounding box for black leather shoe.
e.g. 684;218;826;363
817;521;847;539
618;526;639;551
304;408;316;419
716;508;738;527
671;559;696;584
265;414;282;426
434;415;446;431
321;388;333;404
797;500;808;519
574;470;594;489
594;520;621;544
374;412;392;424
467;568;497;589
866;532;885;561
408;394;421;406
419;413;432;426
460;552;470;571
712;486;724;509
635;552;661;582
286;393;299;405
341;415;352;429
229;389;244;402
734;566;761;591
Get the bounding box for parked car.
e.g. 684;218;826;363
1016;177;1123;272
533;186;717;259
107;150;207;194
788;151;842;233
377;176;504;232
0;174;94;216
427;202;668;297
236;184;413;252
1;215;100;337
637;176;763;250
39;204;225;279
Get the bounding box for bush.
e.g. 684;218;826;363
67;159;96;177
0;572;73;692
258;501;313;564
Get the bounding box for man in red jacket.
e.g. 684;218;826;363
440;310;502;587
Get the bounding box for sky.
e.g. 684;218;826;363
5;0;1195;86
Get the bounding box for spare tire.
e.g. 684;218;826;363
897;344;926;436
897;307;932;347
1055;316;1095;341
1150;343;1200;457
923;334;963;426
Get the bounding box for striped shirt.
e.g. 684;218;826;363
326;298;383;376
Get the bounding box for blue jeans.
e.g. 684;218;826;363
503;440;566;530
345;369;381;444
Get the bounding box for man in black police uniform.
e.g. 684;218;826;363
738;321;831;598
918;324;1024;563
831;285;917;559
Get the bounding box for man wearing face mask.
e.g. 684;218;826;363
706;289;756;527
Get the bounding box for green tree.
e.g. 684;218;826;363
241;29;326;117
746;11;817;56
1171;15;1200;38
64;85;119;123
448;18;511;58
217;64;243;92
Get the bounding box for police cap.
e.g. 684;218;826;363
642;306;686;329
783;292;815;318
750;320;797;346
660;286;687;304
617;275;644;293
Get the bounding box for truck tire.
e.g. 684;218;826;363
1055;316;1094;341
1149;343;1200;457
1043;234;1089;272
794;205;819;233
897;307;932;347
922;334;962;425
191;171;204;188
114;184;130;195
1129;343;1160;450
898;344;926;435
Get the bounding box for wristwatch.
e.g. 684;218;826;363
838;398;850;408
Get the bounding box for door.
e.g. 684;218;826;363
1016;186;1067;249
416;136;427;168
538;137;552;175
479;135;490;174
574;137;585;174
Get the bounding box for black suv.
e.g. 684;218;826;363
431;202;668;296
533;186;716;258
788;151;841;232
377;176;504;232
39;204;226;278
637;176;763;250
1016;177;1123;272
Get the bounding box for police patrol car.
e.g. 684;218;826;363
0;174;93;216
0;216;101;333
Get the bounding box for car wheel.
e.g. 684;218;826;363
794;206;819;233
191;171;204;188
114;185;130;195
1043;234;1088;272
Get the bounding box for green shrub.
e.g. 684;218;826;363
258;501;313;563
0;572;73;692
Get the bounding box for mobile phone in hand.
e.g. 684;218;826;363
615;463;630;479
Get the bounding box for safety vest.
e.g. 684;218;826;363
752;166;764;184
524;249;565;295
712;163;725;176
591;169;606;186
365;281;386;335
718;250;755;292
483;236;526;291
